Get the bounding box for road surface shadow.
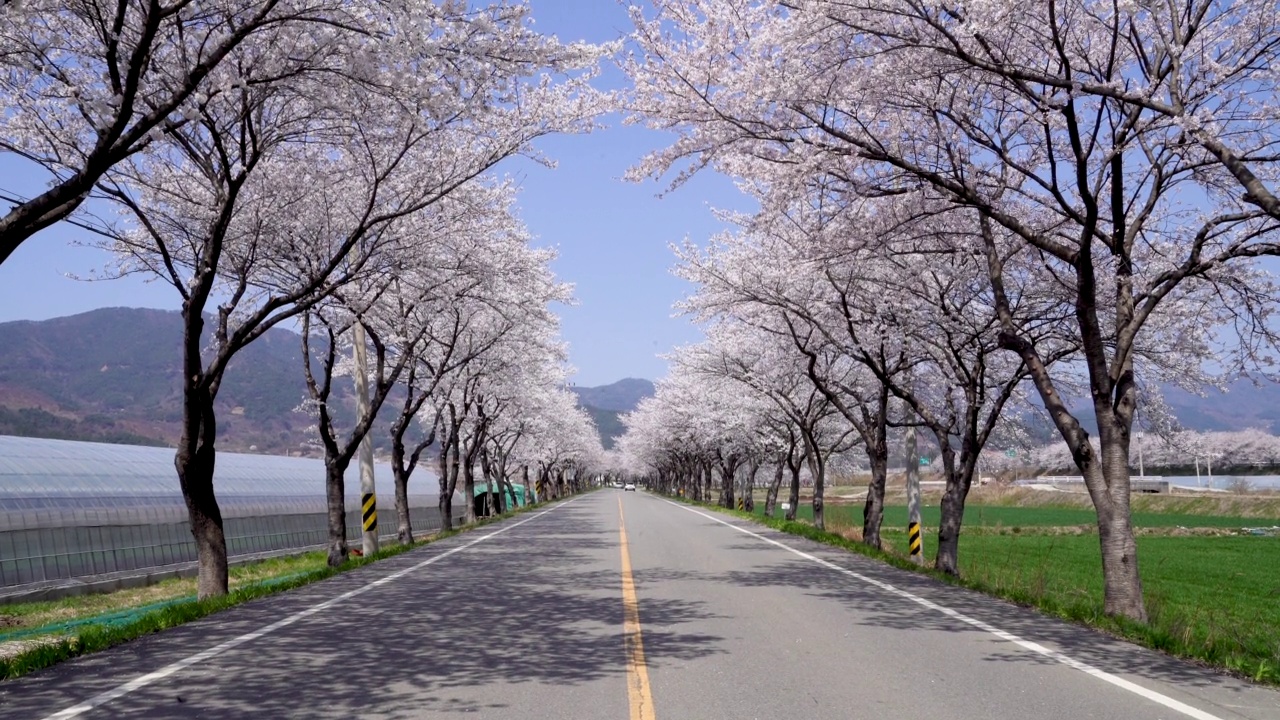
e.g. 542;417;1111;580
719;530;1260;694
0;503;725;719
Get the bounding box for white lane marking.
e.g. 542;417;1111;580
665;500;1227;720
41;499;579;720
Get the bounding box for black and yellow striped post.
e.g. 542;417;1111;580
736;497;744;511
908;521;922;560
362;492;377;534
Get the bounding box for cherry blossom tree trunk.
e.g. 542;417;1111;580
175;303;229;599
718;458;738;509
437;434;458;531
1005;342;1148;619
325;457;351;567
480;451;496;517
522;465;534;506
934;445;967;575
539;466;552;500
501;475;517;512
491;455;512;514
1091;418;1146;620
786;453;803;522
175;383;228;599
862;443;889;549
858;385;891;549
392;451;413;544
743;459;759;512
764;461;785;517
803;438;826;531
462;456;477;524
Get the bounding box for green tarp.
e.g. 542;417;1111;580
472;482;530;508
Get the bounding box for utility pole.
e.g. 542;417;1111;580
353;320;379;556
1136;431;1144;478
904;406;923;566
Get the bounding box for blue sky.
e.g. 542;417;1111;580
0;0;744;387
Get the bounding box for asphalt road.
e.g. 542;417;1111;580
2;491;1279;719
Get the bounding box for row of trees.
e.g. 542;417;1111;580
618;0;1280;622
1;0;606;598
1020;428;1280;477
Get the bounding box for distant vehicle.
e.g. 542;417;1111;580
624;483;636;492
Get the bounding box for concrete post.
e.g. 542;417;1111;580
905;414;923;566
353;320;379;556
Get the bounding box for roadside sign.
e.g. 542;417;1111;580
1005;449;1017;458
919;457;930;466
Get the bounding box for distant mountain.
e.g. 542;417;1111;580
1020;377;1280;440
0;307;347;454
0;309;658;455
571;378;655;413
14;310;1277;454
1160;379;1280;433
571;378;654;449
581;405;625;450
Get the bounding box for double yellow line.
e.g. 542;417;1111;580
618;497;656;720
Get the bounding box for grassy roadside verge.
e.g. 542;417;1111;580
666;494;1280;686
1;551;338;635
0;494;577;681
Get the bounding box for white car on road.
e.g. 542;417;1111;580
623;483;636;492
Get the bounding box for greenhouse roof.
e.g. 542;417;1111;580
0;435;438;501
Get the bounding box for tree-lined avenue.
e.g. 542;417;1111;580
1;491;1276;719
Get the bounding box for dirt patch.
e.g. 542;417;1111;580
835;527;864;543
0;636;65;662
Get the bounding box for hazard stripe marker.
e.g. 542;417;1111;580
908;521;922;557
362;492;377;532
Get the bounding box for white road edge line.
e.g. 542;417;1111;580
40;498;580;720
665;500;1226;720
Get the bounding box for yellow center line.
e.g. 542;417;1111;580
618;496;656;720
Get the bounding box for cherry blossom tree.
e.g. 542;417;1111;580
377;181;552;542
720;197;1066;570
626;0;1280;621
671;323;854;528
298;185;545;566
424;243;575;528
88;2;609;597
0;0;360;257
674;223;900;541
